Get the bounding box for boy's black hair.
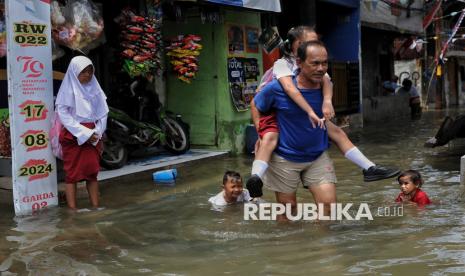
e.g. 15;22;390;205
397;170;423;187
402;78;413;89
280;25;317;59
297;40;327;62
223;170;242;185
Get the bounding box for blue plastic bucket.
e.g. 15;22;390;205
153;169;177;184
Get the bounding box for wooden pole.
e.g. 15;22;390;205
435;7;444;109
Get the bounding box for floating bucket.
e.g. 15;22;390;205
153;169;177;184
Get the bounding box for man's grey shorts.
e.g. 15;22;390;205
263;151;337;194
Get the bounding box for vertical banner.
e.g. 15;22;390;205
6;0;57;215
423;0;442;30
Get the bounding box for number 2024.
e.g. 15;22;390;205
19;164;52;177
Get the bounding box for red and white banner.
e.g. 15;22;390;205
440;9;465;61
423;0;442;30
6;0;57;215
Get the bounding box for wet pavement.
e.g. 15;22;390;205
1;109;465;275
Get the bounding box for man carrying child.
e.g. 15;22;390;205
250;41;336;217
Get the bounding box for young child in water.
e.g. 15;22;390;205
395;170;431;206
209;171;251;206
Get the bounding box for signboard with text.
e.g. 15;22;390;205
6;0;57;215
227;57;259;111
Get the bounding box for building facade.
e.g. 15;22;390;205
361;0;425;123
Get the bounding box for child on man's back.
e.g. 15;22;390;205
209;171;251;206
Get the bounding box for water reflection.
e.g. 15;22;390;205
0;209;112;275
1;109;465;274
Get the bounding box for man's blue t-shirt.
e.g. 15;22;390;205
254;78;328;163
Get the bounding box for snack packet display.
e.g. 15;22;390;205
165;35;202;83
116;8;163;78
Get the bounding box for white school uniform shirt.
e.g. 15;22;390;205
57;105;107;146
272;56;331;80
56;56;109;146
208;190;252;206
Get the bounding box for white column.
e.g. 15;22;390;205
460;155;465;199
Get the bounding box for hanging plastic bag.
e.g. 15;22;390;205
52;0;104;53
51;0;66;26
50;111;63;160
259;26;282;54
256;67;274;92
52;41;65;61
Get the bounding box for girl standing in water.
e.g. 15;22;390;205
56;56;109;210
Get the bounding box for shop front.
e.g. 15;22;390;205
53;0;275;154
163;6;263;152
0;0;280;169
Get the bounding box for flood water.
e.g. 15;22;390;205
2;109;465;275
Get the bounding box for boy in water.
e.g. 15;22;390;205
209;171;251;206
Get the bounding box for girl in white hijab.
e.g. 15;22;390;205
56;56;108;210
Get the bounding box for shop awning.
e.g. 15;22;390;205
205;0;281;12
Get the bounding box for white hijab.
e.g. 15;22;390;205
56;56;109;120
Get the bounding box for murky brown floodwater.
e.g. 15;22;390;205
2;109;465;275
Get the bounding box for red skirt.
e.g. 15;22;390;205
257;112;279;139
59;122;102;183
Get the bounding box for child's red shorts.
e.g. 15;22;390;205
257;112;279;139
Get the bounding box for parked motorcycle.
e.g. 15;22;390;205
101;107;190;169
101;77;190;169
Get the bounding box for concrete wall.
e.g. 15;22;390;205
394;59;422;97
459;60;465;106
361;27;395;98
362;94;410;124
164;19;219;146
361;0;423;33
444;57;465;107
216;10;262;154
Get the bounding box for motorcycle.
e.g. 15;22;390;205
101;78;190;169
